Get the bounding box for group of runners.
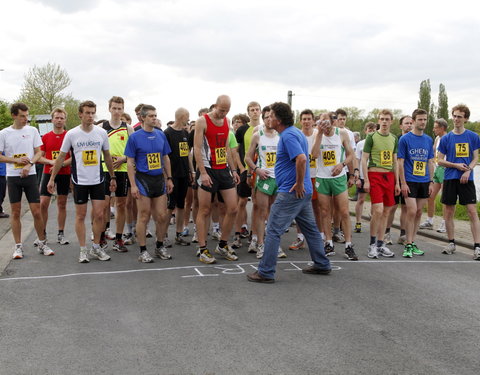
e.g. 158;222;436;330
0;97;479;272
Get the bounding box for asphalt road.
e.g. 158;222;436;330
1;199;479;375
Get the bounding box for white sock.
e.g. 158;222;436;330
327;240;333;247
252;234;258;242
345;242;352;249
320;232;325;240
427;217;433;224
242;224;248;229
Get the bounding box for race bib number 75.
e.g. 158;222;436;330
455;143;469;157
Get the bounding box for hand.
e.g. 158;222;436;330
428;183;434;196
131;186;140;199
49;159;56;166
112;156;125;170
401;182;410;198
233;171;240;185
331;163;343;177
347;174;355;188
289;182;305;199
17;156;30;165
256;168;270;180
20;164;31;178
355;177;362;188
166;179;174;194
363;180;370;193
47;180;55;195
109;179;117;192
395;183;401;196
201;172;212;188
456;163;470;172
460;170;471;184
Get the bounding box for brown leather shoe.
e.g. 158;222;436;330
247;271;275;283
302;265;331;275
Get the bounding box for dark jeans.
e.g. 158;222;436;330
0;175;6;212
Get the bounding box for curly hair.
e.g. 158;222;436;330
270;102;294;127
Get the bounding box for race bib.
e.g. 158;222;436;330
380;150;392;167
322;150;336;167
51;150;60;160
215;147;226;165
82;150;98;166
413;160;426;176
266;152;276;168
179;142;189;157
147;152;161;170
309;154;317;169
455;143;469;157
13;153;27;169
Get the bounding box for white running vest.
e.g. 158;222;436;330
316;127;346;179
305;128;318;178
257;128;279;179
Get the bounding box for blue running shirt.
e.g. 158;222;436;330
397;132;434;183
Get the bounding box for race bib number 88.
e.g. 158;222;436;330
380;150;392;167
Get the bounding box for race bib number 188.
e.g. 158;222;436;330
215;147;226;165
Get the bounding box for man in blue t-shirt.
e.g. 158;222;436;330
398;109;434;258
247;102;331;283
437;104;480;259
125;104;174;263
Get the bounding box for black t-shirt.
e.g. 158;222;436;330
235;124;250;167
164;127;190;178
188;129;196;170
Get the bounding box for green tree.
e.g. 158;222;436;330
437;83;449;121
0;99;12;130
17;62;72;114
63;95;81;129
417;79;435;138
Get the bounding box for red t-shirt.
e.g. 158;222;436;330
41;130;71;175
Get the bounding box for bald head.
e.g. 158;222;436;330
175;107;189;122
213;95;231;120
216;95;231;107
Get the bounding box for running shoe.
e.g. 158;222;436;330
112;239;128;252
215;244;238;261
38;241;55;256
163;238;173;248
170;215;176;225
367;244;378;259
138;250;154;263
105;229;116;240
277;247;287;258
33;238;44;247
211;230;222;241
240;227;249;238
397;235;407;245
100;239;108;251
384;233;393;245
411;242;425;256
180;227;189;237
354;223;361;233
324;243;335;256
436;222;446;233
403;244;413;258
57;233;69;245
78;248;89;263
419;221;433;230
12;245;23;259
442;242;456;255
345;245;358;261
377;245;394;257
199;249;216;264
155;245;172;260
289;238;305;251
256;244;264;259
90;246;111;261
231;235;242;249
248;239;258;253
146;229;153;238
123;232;135;245
474;247;480;261
332;231;345;243
175;236;190;246
191;231;198;243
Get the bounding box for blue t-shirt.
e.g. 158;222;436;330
0;153;5;176
438;129;480;181
275;126;312;194
397;132;434;183
124;128;171;176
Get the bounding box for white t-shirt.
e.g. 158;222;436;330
355;139;366;179
0;125;42;177
61;125;109;185
304;128;318;178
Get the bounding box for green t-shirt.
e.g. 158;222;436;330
228;131;238;149
363;131;398;171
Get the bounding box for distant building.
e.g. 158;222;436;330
28;114;52;136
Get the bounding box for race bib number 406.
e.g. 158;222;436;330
322;150;336;167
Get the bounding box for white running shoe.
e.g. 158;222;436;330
384;233;393;245
248;239;258;253
138;250;154;263
256;244;264;259
442;242;456;255
474;247;480;261
38;241;55;256
12;245;23;259
436;222;447;233
78;248;89;263
419;221;433;230
90;246;111;261
57;233;69;245
277;247;287;258
367;244;378;259
377;245;394;257
105;229;116;240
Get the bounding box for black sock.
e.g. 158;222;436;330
105;222;110;230
100;231;105;241
400;229;406;236
200;245;207;253
58;230;64;235
116;233;122;241
176;232;181;238
370;236;376;245
385;227;391;234
140;245;147;253
219;240;228;248
449;239;455;244
156;241;163;248
235;232;241;236
474;243;480;249
377;240;384;248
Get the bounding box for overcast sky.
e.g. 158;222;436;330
1;0;480;123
